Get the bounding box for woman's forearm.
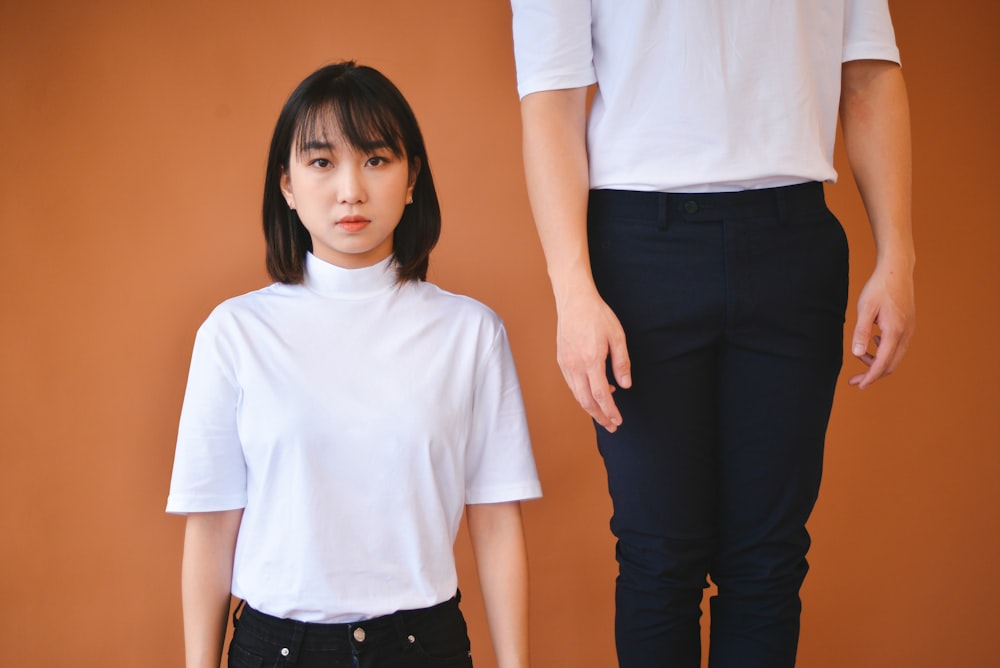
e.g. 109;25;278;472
181;509;243;668
467;502;530;668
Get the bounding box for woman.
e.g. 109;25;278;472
167;61;540;668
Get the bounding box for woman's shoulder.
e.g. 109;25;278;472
198;282;301;330
408;280;504;326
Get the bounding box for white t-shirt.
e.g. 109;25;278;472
512;0;900;192
167;253;542;623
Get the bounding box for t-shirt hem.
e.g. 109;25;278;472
517;72;596;99
165;494;247;515
466;482;542;505
843;43;900;65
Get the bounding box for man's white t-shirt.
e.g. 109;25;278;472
167;253;542;623
512;0;900;192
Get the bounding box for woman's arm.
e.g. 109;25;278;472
520;88;631;433
181;509;243;668
840;59;916;388
466;501;530;668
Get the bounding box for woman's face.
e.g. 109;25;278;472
280;127;417;269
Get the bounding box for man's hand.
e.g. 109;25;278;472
555;288;631;431
849;256;915;388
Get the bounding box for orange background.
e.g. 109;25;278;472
1;1;997;666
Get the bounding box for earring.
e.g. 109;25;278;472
406;196;413;205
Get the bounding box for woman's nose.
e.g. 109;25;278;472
337;166;366;204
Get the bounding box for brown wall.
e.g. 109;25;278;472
1;1;997;665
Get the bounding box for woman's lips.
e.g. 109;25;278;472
337;215;370;232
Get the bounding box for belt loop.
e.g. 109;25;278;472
657;192;669;230
775;186;788;224
232;599;247;628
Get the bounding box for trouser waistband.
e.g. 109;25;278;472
588;181;827;223
234;593;462;648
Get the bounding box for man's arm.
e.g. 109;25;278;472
466;502;530;668
181;509;243;668
520;88;631;432
840;59;916;388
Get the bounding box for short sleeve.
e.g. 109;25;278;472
464;324;542;504
843;0;900;64
511;0;596;98
165;311;248;514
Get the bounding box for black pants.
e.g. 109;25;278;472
228;595;473;668
588;183;848;668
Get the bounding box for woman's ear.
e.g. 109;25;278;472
406;157;421;204
280;169;295;210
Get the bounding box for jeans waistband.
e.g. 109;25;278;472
234;593;461;650
588;181;827;223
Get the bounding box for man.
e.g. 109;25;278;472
511;1;914;666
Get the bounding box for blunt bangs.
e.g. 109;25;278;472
293;89;406;161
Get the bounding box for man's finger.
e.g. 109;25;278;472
609;333;632;390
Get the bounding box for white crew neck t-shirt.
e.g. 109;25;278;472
512;0;900;192
167;253;542;623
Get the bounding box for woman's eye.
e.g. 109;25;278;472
310;158;331;168
366;156;388;167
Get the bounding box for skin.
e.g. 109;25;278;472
518;60;914;431
181;509;242;668
520;87;630;433
467;502;532;668
840;59;916;388
181;125;533;667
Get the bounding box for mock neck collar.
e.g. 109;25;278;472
302;253;398;299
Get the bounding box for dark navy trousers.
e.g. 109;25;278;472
588;183;848;668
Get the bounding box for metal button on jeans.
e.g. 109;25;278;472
353;627;366;642
683;200;699;214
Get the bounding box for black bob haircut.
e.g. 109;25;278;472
262;61;441;283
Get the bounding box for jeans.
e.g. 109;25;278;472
588;183;848;668
228;594;473;668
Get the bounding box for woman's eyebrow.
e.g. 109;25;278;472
299;137;396;154
299;139;336;152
